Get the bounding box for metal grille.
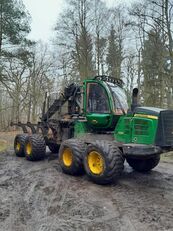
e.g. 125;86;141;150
155;110;173;147
161;111;173;145
134;119;149;136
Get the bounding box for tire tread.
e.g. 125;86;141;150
25;134;46;161
84;140;124;184
14;134;29;157
59;139;87;175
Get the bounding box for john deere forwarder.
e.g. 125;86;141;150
12;76;173;184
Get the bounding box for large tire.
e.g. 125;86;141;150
83;141;125;185
48;143;60;153
24;134;46;161
59;139;87;175
14;134;29;157
126;156;160;172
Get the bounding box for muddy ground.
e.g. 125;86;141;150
0;132;173;231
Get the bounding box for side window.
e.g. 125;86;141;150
87;83;110;113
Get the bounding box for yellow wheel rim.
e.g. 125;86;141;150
62;148;73;167
88;151;104;175
16;142;21;151
26;142;32;155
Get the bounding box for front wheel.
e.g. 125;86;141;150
83;141;125;185
126;156;160;172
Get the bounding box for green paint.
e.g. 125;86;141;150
86;113;111;127
81;78;160;146
74;121;88;138
131;117;158;144
114;116;158;145
83;79;118;130
114;116;132;143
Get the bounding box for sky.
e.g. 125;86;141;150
22;0;65;42
22;0;135;42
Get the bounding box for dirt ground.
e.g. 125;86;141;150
0;132;173;231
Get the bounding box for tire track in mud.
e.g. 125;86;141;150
0;150;173;231
110;163;173;231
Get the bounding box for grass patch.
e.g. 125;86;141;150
0;140;7;152
161;151;173;163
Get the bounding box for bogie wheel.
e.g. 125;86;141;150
24;134;46;161
14;134;29;157
48;143;60;153
59;139;87;175
84;141;125;185
126;156;160;172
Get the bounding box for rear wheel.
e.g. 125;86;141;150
14;134;29;157
84;141;124;185
126;156;160;172
24;134;46;161
59;139;87;175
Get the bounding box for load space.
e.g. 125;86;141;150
12;75;173;185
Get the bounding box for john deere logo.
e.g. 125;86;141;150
133;137;137;142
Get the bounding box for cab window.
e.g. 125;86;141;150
87;83;110;113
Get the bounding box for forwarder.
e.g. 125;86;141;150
12;75;173;184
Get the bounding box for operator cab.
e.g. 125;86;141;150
84;76;128;130
87;83;110;114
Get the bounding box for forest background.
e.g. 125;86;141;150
0;0;173;130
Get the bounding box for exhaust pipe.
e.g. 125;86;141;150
131;88;140;112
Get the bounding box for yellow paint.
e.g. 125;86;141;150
26;142;32;155
16;142;21;151
62;148;73;167
88;151;104;175
92;120;98;124
134;114;158;120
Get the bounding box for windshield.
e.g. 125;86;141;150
108;83;128;113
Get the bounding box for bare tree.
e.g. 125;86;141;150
55;0;94;81
27;43;55;122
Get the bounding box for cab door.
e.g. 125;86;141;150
85;82;112;128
